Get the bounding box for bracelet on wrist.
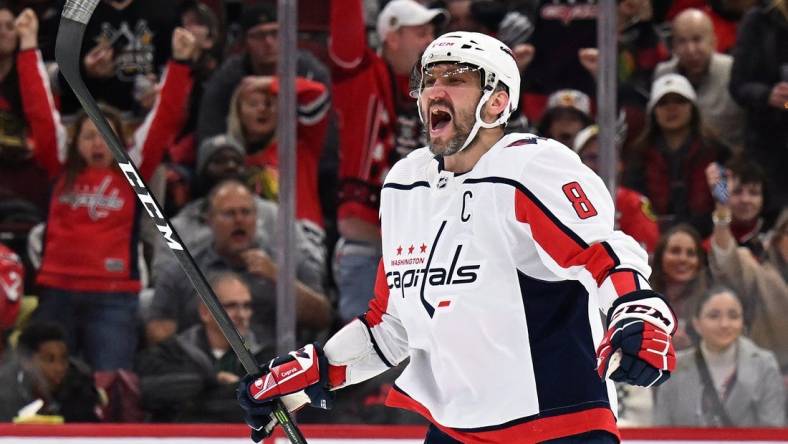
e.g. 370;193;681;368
712;210;732;226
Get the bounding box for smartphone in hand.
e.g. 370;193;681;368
712;163;729;205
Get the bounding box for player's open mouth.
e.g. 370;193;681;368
430;108;452;134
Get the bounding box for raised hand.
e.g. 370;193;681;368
15;8;38;51
84;42;115;79
172;27;198;62
578;48;599;77
240;248;278;281
512;43;535;72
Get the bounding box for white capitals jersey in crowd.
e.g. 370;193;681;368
362;133;654;441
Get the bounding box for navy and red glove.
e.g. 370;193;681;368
596;291;677;387
237;343;333;442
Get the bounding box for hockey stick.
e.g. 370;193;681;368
55;1;307;442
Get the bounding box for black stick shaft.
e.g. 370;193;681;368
55;2;306;442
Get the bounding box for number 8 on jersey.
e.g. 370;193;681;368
562;182;598;219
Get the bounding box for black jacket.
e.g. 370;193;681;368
729;6;788;147
0;355;99;422
135;325;272;422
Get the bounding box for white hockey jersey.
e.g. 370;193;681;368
325;133;654;443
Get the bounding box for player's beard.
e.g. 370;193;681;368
425;108;474;157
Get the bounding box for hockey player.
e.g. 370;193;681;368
237;32;676;443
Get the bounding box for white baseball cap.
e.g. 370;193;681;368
648;73;697;112
376;0;448;41
547;89;592;117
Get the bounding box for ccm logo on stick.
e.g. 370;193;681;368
119;162;183;250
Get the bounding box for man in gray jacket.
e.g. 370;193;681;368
146;180;332;348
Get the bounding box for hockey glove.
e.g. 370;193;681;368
596;291;677;387
237;343;334;442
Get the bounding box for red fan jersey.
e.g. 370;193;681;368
616;186;659;253
244;77;328;229
35;61;192;292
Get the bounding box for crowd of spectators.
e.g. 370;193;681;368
0;0;786;429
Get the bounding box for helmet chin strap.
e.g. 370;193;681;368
457;88;495;152
457;82;511;152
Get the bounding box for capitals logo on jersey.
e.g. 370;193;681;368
386;243;480;291
386;221;482;317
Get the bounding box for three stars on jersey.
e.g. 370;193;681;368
395;243;428;255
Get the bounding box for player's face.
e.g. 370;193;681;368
0;10;16;57
77;119;114;168
692;291;743;353
728;177;763;224
31;340;69;391
239;90;277;141
420;63;482;156
213;278;253;336
654;93;692;132
208;185;257;255
246;23;279;67
661;231;700;285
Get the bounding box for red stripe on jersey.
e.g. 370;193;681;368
328;364;347;389
514;189;616;285
504;138;537;148
386;387;619;443
610;271;638;295
364;260;390;327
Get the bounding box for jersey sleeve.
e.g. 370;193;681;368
18;49;67;179
328;0;369;73
323;259;408;389
130;61;193;180
269;76;330;152
513;140;654;316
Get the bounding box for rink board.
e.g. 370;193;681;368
0;438;786;443
0;425;786;443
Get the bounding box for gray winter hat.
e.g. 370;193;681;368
197;134;245;174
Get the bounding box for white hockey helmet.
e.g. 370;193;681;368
418;31;521;151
